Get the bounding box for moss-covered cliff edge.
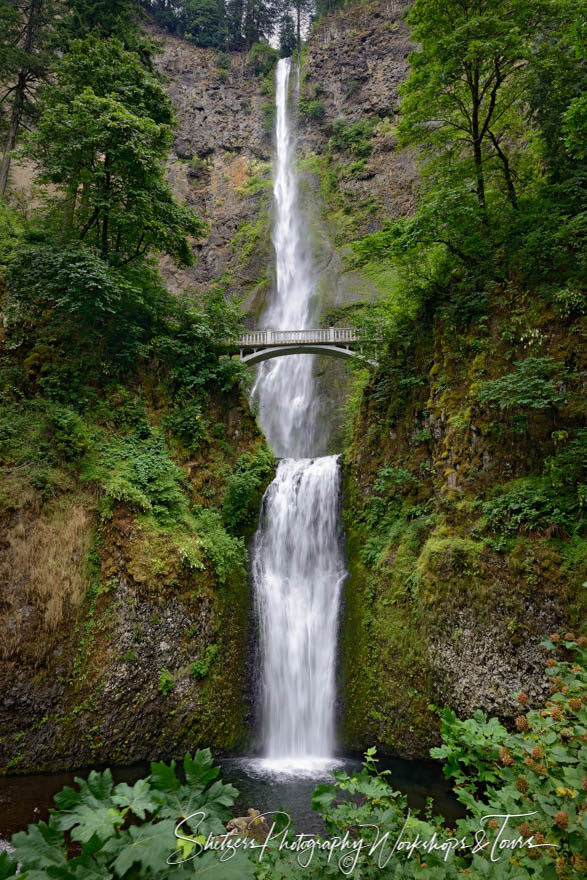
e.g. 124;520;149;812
0;377;273;774
340;286;584;757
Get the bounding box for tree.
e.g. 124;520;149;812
279;12;296;57
399;0;554;215
224;0;245;48
25;37;203;264
0;0;57;195
62;0;144;46
182;0;226;47
526;0;587;179
287;0;311;55
242;0;277;48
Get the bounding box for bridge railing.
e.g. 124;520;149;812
235;327;368;347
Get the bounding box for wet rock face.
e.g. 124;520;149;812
151;2;418;308
299;0;417;221
428;603;557;720
150;29;273;300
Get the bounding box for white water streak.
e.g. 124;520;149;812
251;58;319;458
251;59;346;771
252;457;346;760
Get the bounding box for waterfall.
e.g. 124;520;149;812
249;58;347;774
252;457;346;771
250;58;320;458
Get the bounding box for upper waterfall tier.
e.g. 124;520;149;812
251;57;322;459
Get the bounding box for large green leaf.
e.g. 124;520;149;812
103;819;177;877
149;758;180;792
189;850;257;879
183;750;220;789
112;778;158;820
11;822;67;871
0;852;19;879
68;806;124;844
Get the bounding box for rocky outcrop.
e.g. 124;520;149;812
300;0;416;223
146;27;274;303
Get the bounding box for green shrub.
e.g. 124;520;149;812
482;484;576;537
298;97;325;121
247;42;279;76
0;199;23;265
544;428;586;492
190;154;210;176
359;464;422;567
190;644;218;680
215;50;230;70
49;406;90;462
161;400;210;454
158;668;174;695
477;356;568;411
553;285;586;318
85;430;189;525
330;118;375;157
222;446;274;535
193;507;247;584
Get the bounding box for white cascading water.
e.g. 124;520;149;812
250;58;347;774
251;57;319;458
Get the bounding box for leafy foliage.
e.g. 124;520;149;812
145;0;283;50
298;96;325;121
222;446;274;535
247;41;279;76
191;643;219;679
158;667;175;694
330;118;375;159
482;484;577;538
4;749;248;879
477;357;568;411
25;36;203;265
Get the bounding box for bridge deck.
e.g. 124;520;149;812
233;328;367;348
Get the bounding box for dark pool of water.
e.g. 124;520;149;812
0;753;463;845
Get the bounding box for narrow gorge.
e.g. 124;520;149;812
0;1;584;866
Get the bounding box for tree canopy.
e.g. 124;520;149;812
25;37;203;264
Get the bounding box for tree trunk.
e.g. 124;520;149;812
0;0;40;195
101;157;111;257
468;66;487;218
489;130;518;209
62;183;78;234
0;73;25;195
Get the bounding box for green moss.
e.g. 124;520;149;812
340;465;438;756
339;278;583;756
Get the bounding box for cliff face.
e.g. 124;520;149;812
149;31;274;311
300;0;415;222
151;0;417;323
340;291;584;757
0;387;272;773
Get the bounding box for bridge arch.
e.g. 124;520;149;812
240;343;377;367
